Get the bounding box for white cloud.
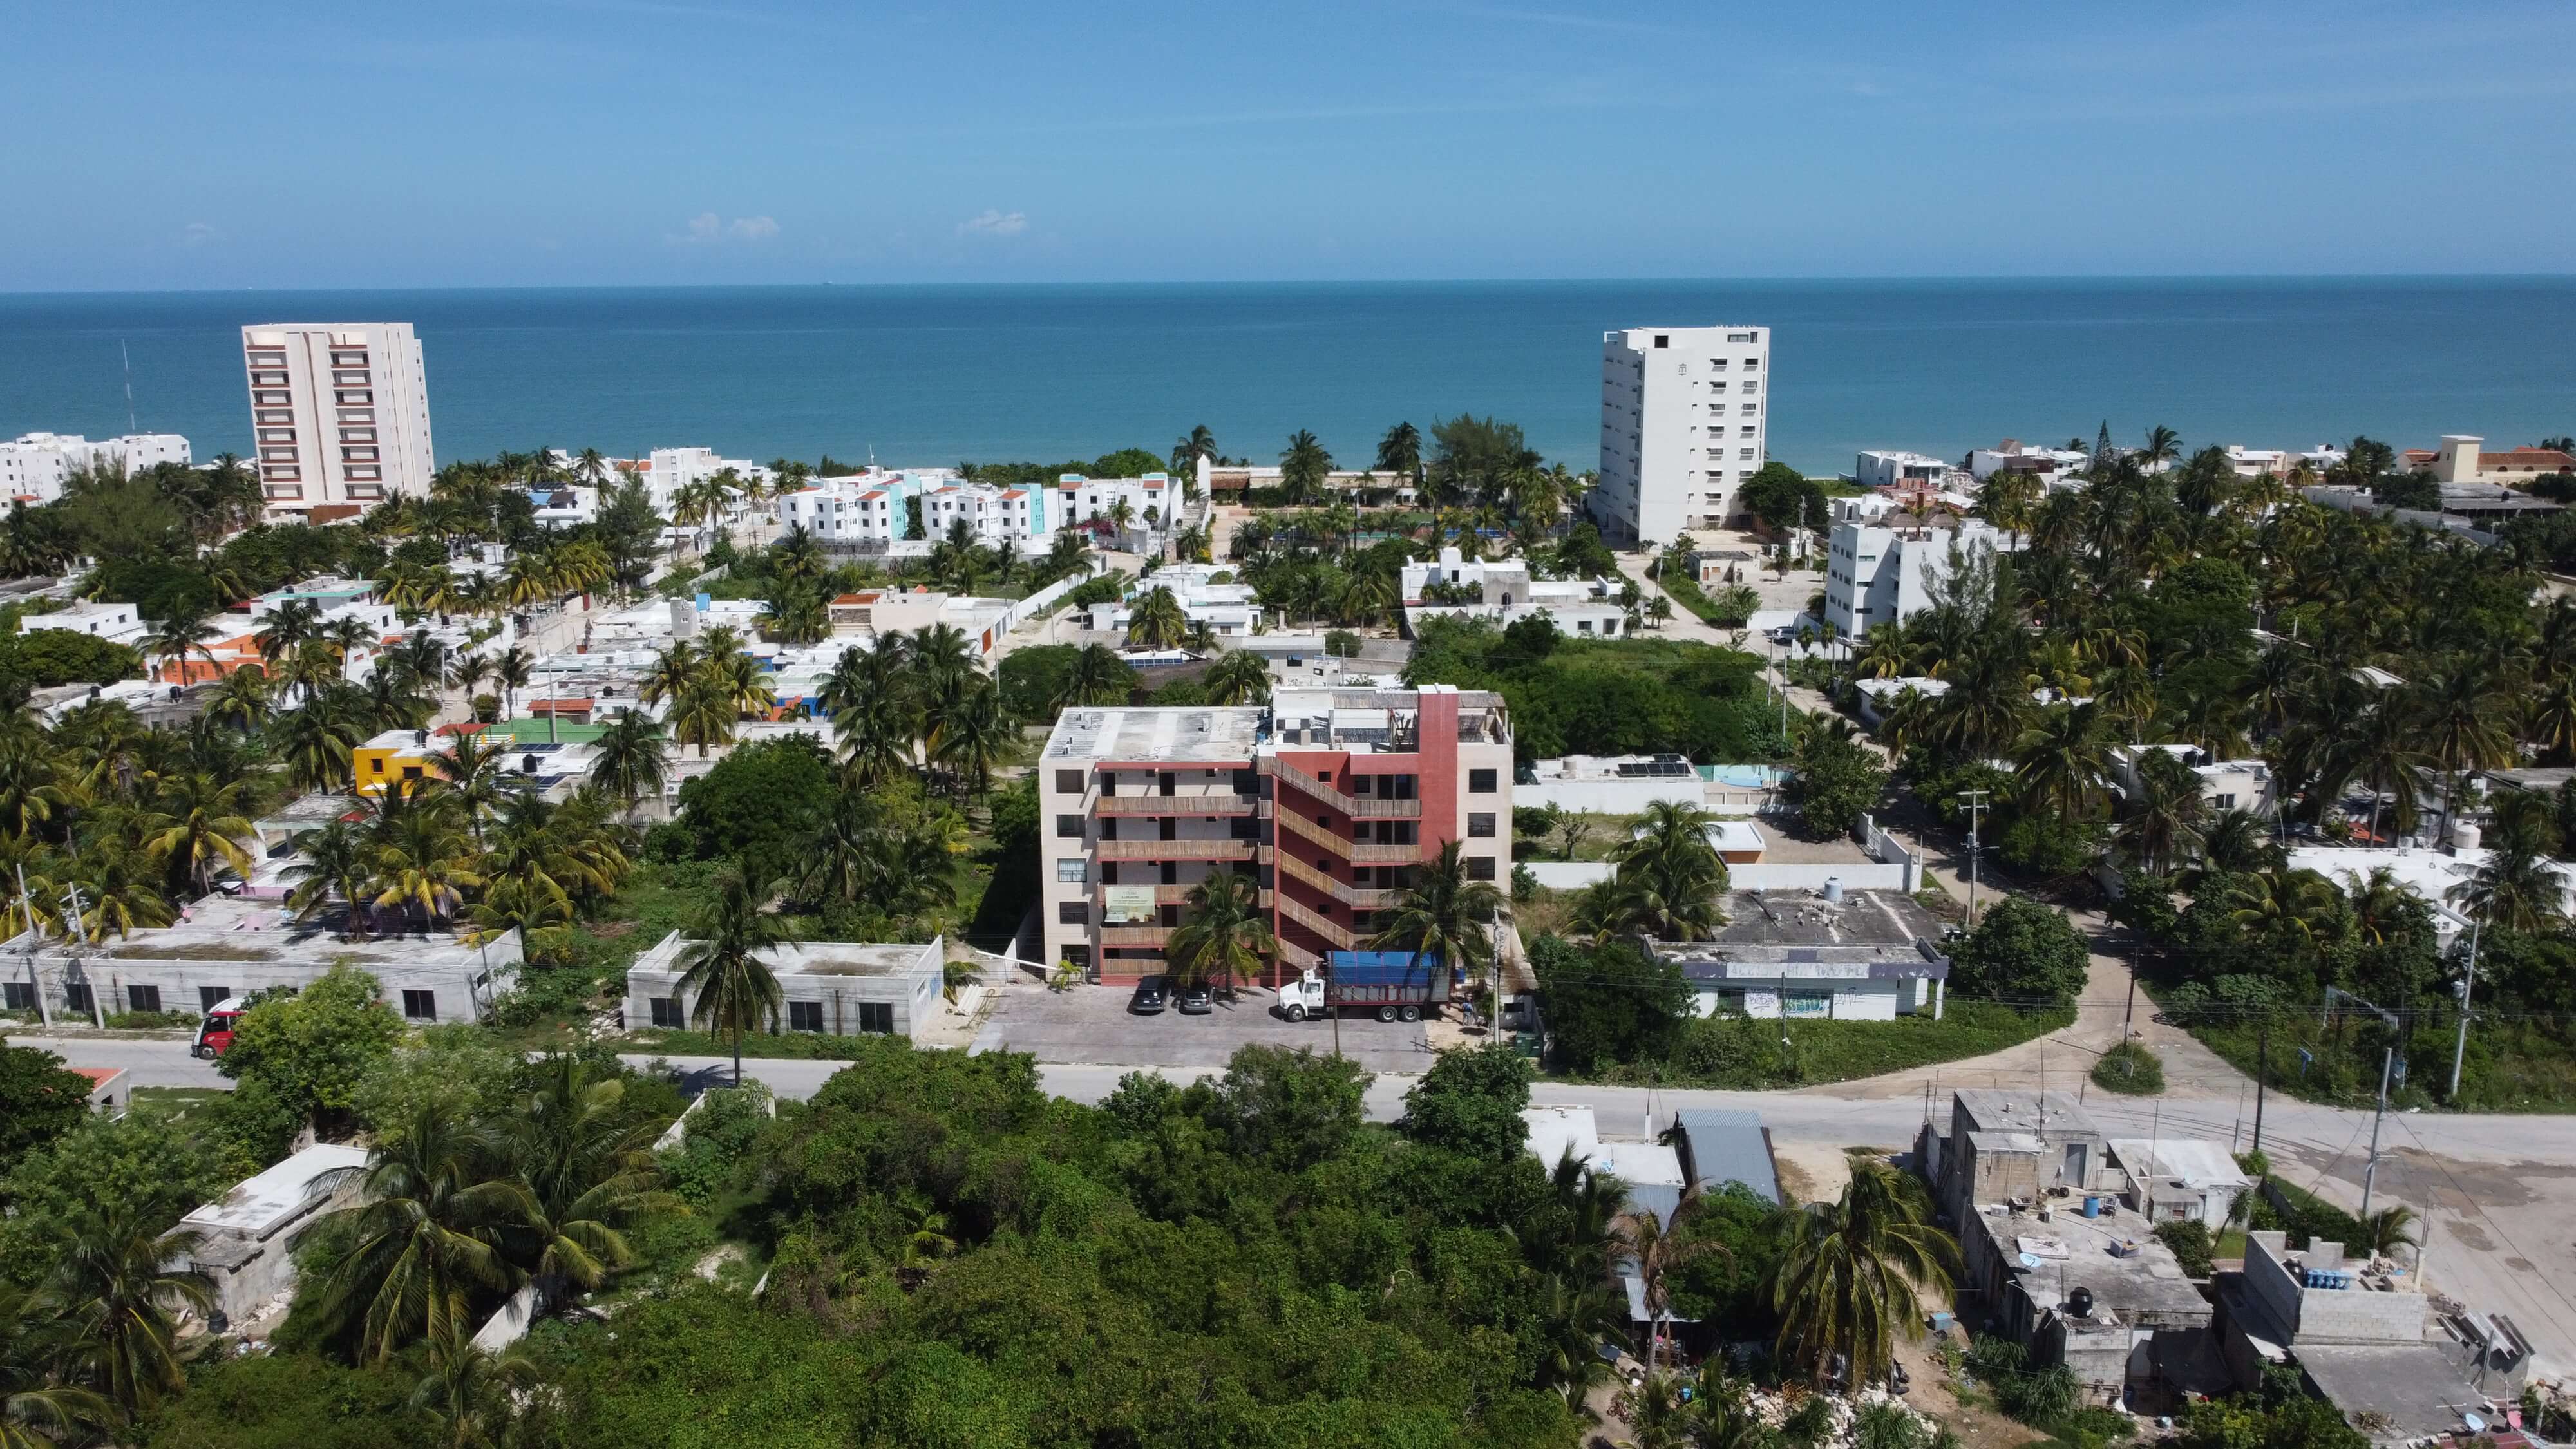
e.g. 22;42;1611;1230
958;209;1028;237
672;211;781;245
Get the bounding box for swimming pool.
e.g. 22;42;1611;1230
1703;764;1789;788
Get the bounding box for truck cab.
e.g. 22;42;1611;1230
192;997;248;1059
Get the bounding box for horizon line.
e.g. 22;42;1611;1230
6;271;2576;301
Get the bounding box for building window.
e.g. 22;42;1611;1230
1467;856;1497;881
4;981;33;1011
857;1001;894;1034
198;985;231;1012
2213;793;2236;810
63;984;93;1014
401;990;437;1021
788;1001;824;1032
1058;901;1089;925
126;985;162;1014
1468;768;1497;794
1054;770;1084;795
1055;814;1084;839
1056;859;1088;884
650;996;683;1028
1468;812;1497;838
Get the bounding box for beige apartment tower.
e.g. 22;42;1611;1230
242;323;435;520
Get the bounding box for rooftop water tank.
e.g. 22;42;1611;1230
2067;1285;2095;1318
1823;876;1844;904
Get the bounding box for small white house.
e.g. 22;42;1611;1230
175;1144;370;1327
625;931;945;1039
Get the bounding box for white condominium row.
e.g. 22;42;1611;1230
771;468;1183;548
0;432;192;504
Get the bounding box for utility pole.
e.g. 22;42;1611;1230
2448;918;2481;1101
1956;789;1989;926
2251;1016;2269;1157
59;882;99;1028
15;864;46;1030
2360;1045;2394;1223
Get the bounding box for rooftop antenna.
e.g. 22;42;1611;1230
121;340;137;434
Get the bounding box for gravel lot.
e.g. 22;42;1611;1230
969;977;1435;1072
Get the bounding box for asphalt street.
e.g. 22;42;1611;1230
24;1034;2576;1376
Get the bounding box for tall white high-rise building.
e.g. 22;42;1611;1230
241;323;435;520
1591;324;1770;545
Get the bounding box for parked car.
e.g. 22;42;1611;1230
1177;981;1213;1014
1128;976;1168;1014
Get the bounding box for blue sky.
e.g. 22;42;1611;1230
5;1;2571;290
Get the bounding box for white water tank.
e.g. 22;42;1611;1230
2452;822;2483;852
1823;876;1844;904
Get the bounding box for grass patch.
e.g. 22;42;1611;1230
2088;1041;2164;1095
2163;991;2576;1111
132;1086;229;1119
1594;1001;2077;1089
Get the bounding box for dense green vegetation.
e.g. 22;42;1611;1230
1405;615;1783;764
1791;432;2576;1106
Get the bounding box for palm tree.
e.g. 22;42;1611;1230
254;597;325;668
272;697;363;794
1369;840;1505;1001
2115;748;2209;875
1527;1273;1623;1411
1766;1161;1959;1387
137;772;258;896
1280;429;1333;504
2450;840;2566;934
370;800;482;932
2360;1204;2418;1258
40;1206;213;1414
1126;585;1188;650
2409;658;2518;844
285;819;375;940
1602;801;1728;940
674;864;786;1084
499;1057;669;1310
0;1282;116;1449
201;664;273;733
1202;650;1272;706
1616;1192;1723;1376
1170;424;1219;478
1046;642;1132;714
427;730;515;841
140;605;223;685
491;645;534;722
408;1320;535;1449
1376;421;1423;484
587;710;668;820
927;681;1013;799
2012;701;2116;824
307;1102;528;1364
1166;869;1275;998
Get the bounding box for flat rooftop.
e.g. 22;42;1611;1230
1043;706;1265;763
1967;1201;2210;1325
2294;1343;2506;1443
23;895;500;971
1955;1088;2100;1140
760;941;936;978
181;1144;368;1239
1709;888;1942;949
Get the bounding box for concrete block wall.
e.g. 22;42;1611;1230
2295;1283;2428;1343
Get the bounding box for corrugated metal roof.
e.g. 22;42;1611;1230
1672;1109;1781;1204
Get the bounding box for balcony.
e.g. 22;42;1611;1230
1099;926;1169;948
1275;893;1358;950
1274;809;1417;864
1096;838;1257;862
1262;757;1423;817
1097;794;1256;817
1274;851;1402;909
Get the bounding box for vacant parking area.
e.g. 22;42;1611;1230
970;978;1433;1073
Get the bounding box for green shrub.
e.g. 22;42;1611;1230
2090;1041;2164;1095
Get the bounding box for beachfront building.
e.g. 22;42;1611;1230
1592;324;1771;545
1399;547;1633;639
241;323;435;520
1037;686;1513;985
1967;439;2092;486
1821;516;2017;639
0;432;192;504
2398;435;2576;484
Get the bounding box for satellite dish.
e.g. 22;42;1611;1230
2018;1253;2043;1270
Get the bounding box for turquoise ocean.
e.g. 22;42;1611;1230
1;278;2569;477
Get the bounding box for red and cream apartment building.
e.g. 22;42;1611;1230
1038;686;1514;984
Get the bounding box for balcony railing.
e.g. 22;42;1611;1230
1273;851;1403;909
1260;756;1422;817
1099;926;1170;947
1274;809;1417;864
1278;938;1321;971
1275;893;1357;950
1096;838;1257;862
1097;794;1257;817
